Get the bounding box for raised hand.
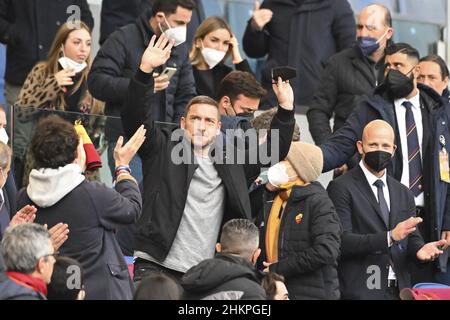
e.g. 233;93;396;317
140;34;174;73
9;205;37;227
229;35;243;64
251;0;273;31
45;223;70;251
114;125;146;167
273;77;294;110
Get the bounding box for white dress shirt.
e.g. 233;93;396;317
394;92;425;207
359;161;396;281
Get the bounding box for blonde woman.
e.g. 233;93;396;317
190;16;253;98
14;21;104;187
15;21;103;114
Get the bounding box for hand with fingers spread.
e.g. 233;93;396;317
417;240;446;262
153;73;170;93
391;217;423;242
140;34;174;73
251;0;273;31
273;77;294;110
114;125;147;167
9;205;37;227
45;223;69;251
55;68;76;87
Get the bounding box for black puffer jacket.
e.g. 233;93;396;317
242;0;355;108
307;46;385;146
255;182;341;300
181;254;266;300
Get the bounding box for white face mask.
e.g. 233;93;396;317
268;162;296;188
201;41;226;69
159;16;186;47
0;128;8;145
58;56;87;73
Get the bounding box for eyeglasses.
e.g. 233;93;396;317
40;251;60;260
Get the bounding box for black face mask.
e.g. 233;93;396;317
236;112;254;120
384;69;415;100
364;150;393;172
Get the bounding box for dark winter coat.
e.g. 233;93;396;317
242;0;355;108
181;254;266;300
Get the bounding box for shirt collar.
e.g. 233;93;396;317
395;90;421;110
359;160;388;188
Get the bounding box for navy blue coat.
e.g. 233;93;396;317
320;84;450;271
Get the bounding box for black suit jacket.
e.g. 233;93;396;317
327;166;424;300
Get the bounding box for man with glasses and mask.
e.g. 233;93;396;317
308;4;393;177
318;43;450;284
0;223;56;300
89;0;197;182
327;120;446;300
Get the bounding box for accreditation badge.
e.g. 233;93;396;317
439;135;450;183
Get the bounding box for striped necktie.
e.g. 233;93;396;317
402;101;423;197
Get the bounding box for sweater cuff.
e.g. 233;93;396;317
135;68;154;85
276;106;294;123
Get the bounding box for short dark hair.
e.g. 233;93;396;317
31;115;79;169
220;219;259;260
261;272;286;300
134;274;181;300
385;43;420;63
420;54;450;80
185;95;220;119
151;0;196;17
47;256;85;300
217;71;267;104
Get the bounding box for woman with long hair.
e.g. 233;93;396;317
189;16;253;99
14;21;105;188
15;21;103;114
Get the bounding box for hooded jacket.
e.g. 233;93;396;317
17;164;142;300
181;254;266;300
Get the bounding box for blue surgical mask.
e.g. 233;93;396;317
357;28;389;57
